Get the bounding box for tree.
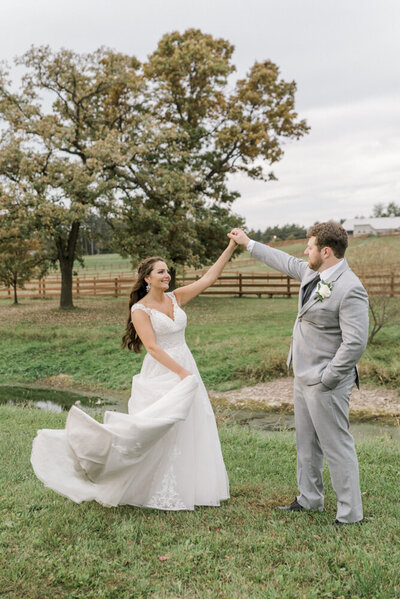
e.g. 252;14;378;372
0;32;309;301
367;292;399;344
0;47;144;308
106;29;309;284
372;202;400;217
0;189;51;303
350;247;400;344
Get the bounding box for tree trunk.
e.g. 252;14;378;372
58;222;80;309
59;258;74;309
12;275;18;305
169;266;177;291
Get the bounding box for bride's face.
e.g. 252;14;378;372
146;261;171;291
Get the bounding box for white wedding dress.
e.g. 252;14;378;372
31;292;229;510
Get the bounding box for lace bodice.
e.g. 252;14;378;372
131;292;187;350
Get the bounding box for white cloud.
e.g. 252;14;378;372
0;0;399;231
232;95;400;228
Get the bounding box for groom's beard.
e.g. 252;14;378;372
308;256;323;271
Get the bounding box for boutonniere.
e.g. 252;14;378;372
316;280;332;301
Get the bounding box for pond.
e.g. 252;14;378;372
1;385;399;442
228;410;400;442
0;385;121;413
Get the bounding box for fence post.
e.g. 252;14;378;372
287;275;291;298
94;278;97;296
238;273;243;297
42;280;46;298
114;277;119;297
76;277;80;297
390;272;395;297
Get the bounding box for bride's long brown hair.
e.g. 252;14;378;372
121;256;166;353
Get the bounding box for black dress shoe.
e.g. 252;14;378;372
334;519;363;526
278;498;305;512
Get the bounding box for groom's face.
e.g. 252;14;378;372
304;236;323;271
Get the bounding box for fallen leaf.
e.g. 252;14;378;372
158;554;170;562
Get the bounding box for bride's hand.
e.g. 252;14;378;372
178;368;193;380
228;228;250;247
228;237;238;250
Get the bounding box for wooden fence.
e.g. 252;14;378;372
1;270;399;300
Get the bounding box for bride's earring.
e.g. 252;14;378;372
146;282;151;292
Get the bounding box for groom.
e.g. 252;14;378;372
229;222;369;524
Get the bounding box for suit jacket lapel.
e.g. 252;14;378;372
298;270;317;310
297;259;350;317
298;293;319;317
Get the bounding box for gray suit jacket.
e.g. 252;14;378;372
251;242;369;389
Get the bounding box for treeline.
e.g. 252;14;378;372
79;214;114;256
79;218;308;254
249;223;307;243
372;202;400;217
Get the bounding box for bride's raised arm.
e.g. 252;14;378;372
173;238;237;306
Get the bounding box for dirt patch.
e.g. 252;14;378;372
210;376;400;421
39;373;75;388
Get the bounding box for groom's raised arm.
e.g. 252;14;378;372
228;230;308;282
250;241;308;282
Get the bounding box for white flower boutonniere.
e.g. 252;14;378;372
316;280;332;302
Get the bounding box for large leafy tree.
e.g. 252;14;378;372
0;31;309;303
0;47;144;308
106;29;309;283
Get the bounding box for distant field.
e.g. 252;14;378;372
65;235;400;277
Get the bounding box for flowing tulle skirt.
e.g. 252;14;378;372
31;362;229;510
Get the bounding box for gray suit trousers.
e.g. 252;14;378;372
294;372;363;523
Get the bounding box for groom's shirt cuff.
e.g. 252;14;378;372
247;240;255;252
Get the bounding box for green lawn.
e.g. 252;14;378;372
1;296;399;393
1;406;399;598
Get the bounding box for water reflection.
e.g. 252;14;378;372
0;385;119;413
228;410;400;442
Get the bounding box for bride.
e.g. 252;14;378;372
31;239;237;510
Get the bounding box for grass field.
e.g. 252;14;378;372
1;406;399;599
1;247;400;598
0;296;399;393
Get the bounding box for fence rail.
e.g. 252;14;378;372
1;270;399;300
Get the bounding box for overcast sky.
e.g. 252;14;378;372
1;0;399;229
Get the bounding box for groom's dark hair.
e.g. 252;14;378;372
307;221;348;258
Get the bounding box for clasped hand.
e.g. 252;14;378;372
228;228;250;247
